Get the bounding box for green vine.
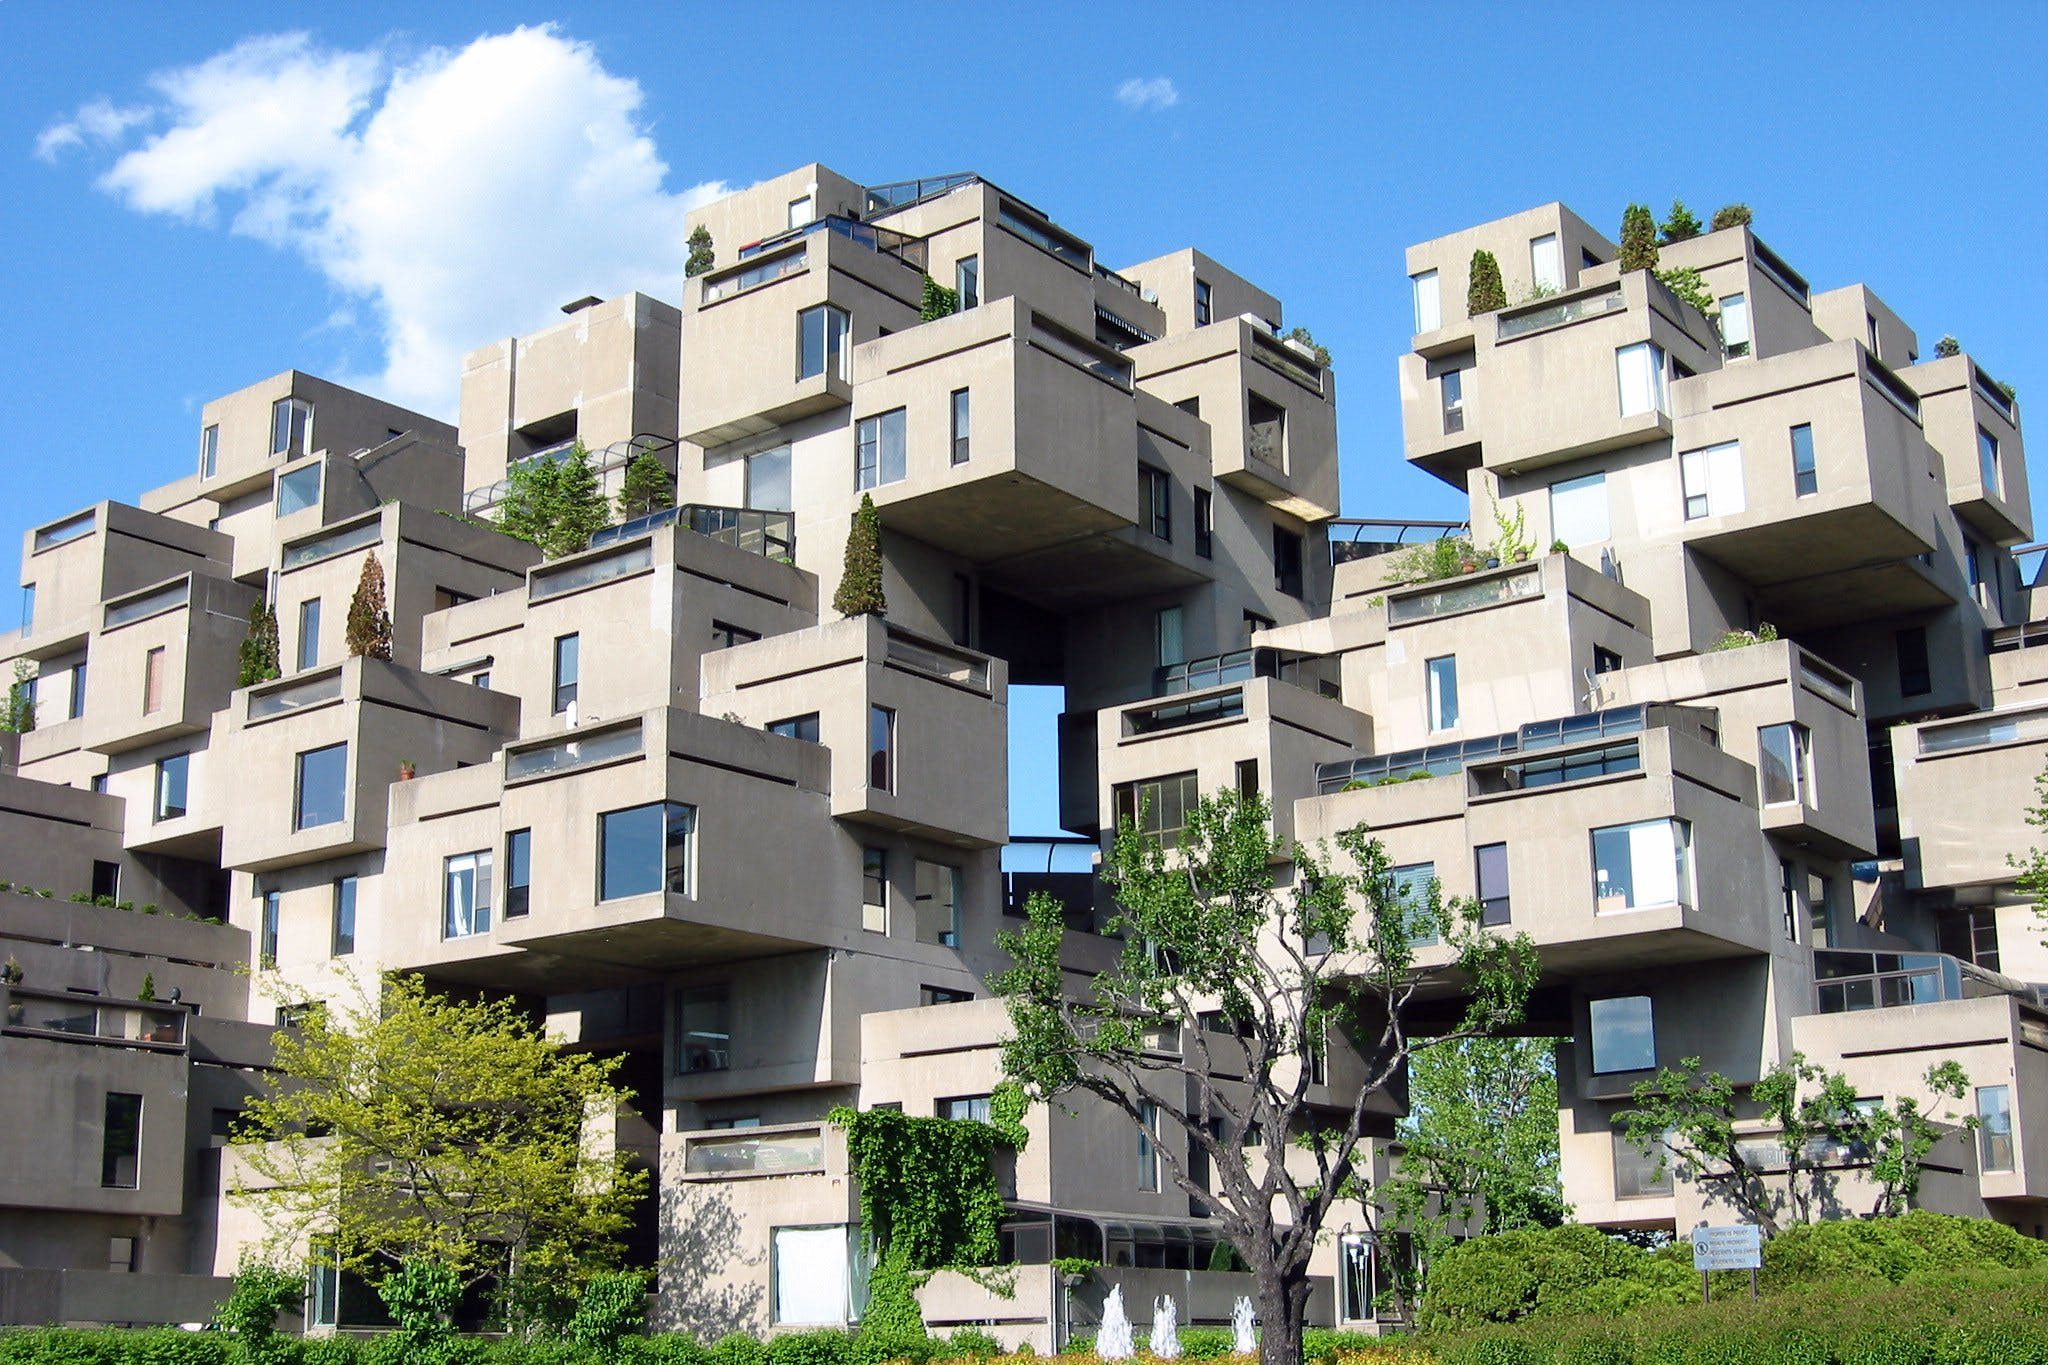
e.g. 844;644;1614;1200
828;1106;1007;1270
989;1081;1030;1149
919;275;960;322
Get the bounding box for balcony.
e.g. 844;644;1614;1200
1812;947;2036;1014
1894;697;2048;892
587;504;795;561
736;214;927;274
16;503;229;653
85;573;260;755
2;985;187;1050
676;1121;842;1180
1904;354;2030;546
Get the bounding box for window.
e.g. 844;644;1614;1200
856;408;907;489
1808;872;1835;948
1589;995;1656;1074
294;743;348;830
797;304;850;382
472;671;491;690
868;705;895;792
67;660;85;720
1615;342;1668;417
1530;233;1563;293
598;802;695;900
939;1095;992;1122
747;444;792;512
1592;820;1691;911
1274;526;1305;598
1155;606;1184;668
135;645;168;715
199;424;219;479
1236;758;1260;798
431;586;473;613
271;397;313;457
1243;610;1274;641
21;583;34;633
1719;293;1751;358
1194;489;1213;558
332;876;356;955
1866;312;1880;353
1896;627;1932;697
915;860;962;947
443;851;493;939
1549;472;1609;546
1114;771;1200;849
1426;655;1459;732
260;889;280;967
101;1092;142;1188
1781;859;1799;940
1680;441;1744;520
504;829;531;918
676;986;730;1073
769;713;821;743
1938;908;2000;971
950;389;971;464
787;194;812;229
711;620;761;649
154;752;189;823
90;772;108;795
862;847;888;933
1195;279;1212;326
1411;270;1441;333
772;1226;851;1325
1476;843;1510;926
296;598;321;672
1593;646;1623;675
275;464;321;517
1791;424;1818;497
1979;426;2002;495
91;860;120;902
922;984;972;1006
1140;465;1171;540
1613;1127;1675;1197
552;633;579;715
109;1236;137;1273
1441;367;1465;434
1138;1100;1161;1190
1248;393;1286;468
1967;538;1999;613
1978;1086;2014;1173
1758;723;1811;805
1386;862;1439;947
956;255;979;309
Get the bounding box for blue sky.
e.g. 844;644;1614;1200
6;3;2046;833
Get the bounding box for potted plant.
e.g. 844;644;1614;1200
397;759;417;781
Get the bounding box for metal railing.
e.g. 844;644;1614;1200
1317;703;1688;795
864;172;980;215
1329;519;1470;565
1496;284;1624;341
462;434;672;516
736;214;926;273
1814;948;2037;1013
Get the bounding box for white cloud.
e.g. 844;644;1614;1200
41;26;727;416
1114;76;1180;112
34;98;152;162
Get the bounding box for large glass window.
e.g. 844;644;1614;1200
275;464;322;517
67;660;86;720
1530;234;1563;293
1274;526;1305;597
772;1226;850;1325
1386;862;1439;947
1549;472;1609;546
1411;270;1441;333
296;598;321;672
1759;723;1811;806
950;389;971;465
1938;907;2000;971
915;860;962;947
1978;1085;2014;1173
1476;843;1510;927
955;255;980;309
101;1092;142;1188
443;851;493;939
1426;655;1459;732
1195;279;1213;327
1592;820;1691;911
868;705;895;792
1140;465;1171;540
1616;342;1668;417
1613;1127;1675;1196
856;409;907;489
332;876;356;955
271;397;313;457
1138;1100;1161;1190
505;829;532;918
1979;426;2002;495
154;752;189;823
746;445;792;512
1791;424;1818;497
1114;771;1201;849
1719;293;1751;358
260;889;280;967
862;847;888;933
293;743;348;830
797;305;850;382
938;1095;991;1122
1589;995;1656;1074
1966;537;1998;613
552;633;579;715
598;802;695;900
676;986;730;1073
200;424;219;479
1681;441;1745;520
787;194;812;228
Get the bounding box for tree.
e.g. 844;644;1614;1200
615;451;675;521
1617;1052;1974;1235
1396;1037;1567;1232
833;493;887;617
237;602;280;688
345;552;394;661
1618;204;1659;274
497;441;609;559
684;225;715;279
1935;334;1962;359
1709;203;1753;231
1;659;33;733
1660;199;1703;244
1283;326;1332;367
1466;249;1507;316
2010;760;2048;932
230;973;647;1298
993;787;1539;1365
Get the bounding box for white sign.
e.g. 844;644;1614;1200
1691;1223;1762;1271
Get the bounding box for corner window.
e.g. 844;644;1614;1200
862;847;888;933
1248;393;1286;469
1194;279;1212;327
275;464;321;517
868;705;895;792
598;802;695;900
1808;871;1835;948
950;389;971;465
1791;424;1818;497
443;851;493;939
914;860;962;947
552;633;579;715
1549;472;1609;546
292;742;348;831
1966;537;1999;614
1274;525;1305;598
1411;269;1441;334
1758;723;1810;806
856;408;907;489
1896;626;1932;697
1476;843;1510;927
1140;465;1171;540
1719;293;1751;358
1138;1100;1161;1190
1681;441;1744;520
956;255;980;309
200;424;219;479
154;752;189;823
1978;426;2001;495
1938;907;2000;971
505;829;532;918
797;304;850;382
1426;655;1459;732
332;875;356;955
1594;646;1623;675
101;1092;142;1189
1114;771;1200;849
271;397;313;457
1588;995;1656;1075
1194;489;1213;558
296;598;321;672
1530;234;1562;293
676;986;731;1073
1978;1086;2014;1173
1592;820;1691;912
746;444;793;512
1615;342;1668;418
711;620;761;649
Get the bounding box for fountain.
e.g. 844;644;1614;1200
1096;1284;1134;1359
1149;1295;1181;1359
1231;1296;1257;1355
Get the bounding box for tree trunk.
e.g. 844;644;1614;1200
1255;1265;1312;1365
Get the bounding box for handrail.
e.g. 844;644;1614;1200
462;433;675;515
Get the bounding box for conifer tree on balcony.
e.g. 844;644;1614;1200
833;494;887;617
237;602;280;688
1660;199;1703;244
1709;203;1753;231
345;552;394;661
614;451;675;521
1619;204;1660;273
1466;250;1507;316
684;225;715;279
498;441;608;560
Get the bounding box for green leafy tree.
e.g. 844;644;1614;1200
372;1257;464;1365
1383;536;1478;586
920;274;960;321
1655;265;1716;319
1935;334;1962;359
1619;204;1660;273
230;973;647;1295
237;603;280;688
833;493;887;617
685;225;716;279
1466;249;1507;316
344;552;394;660
2012;761;2048;933
1283;326;1332;367
1709;203;1753;231
1660;199;1704;244
615;451;676;521
497;441;609;559
1;659;34;733
992;786;1539;1365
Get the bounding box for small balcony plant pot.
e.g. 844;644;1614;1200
397;761;416;781
5;1003;22;1027
1460;558;1480;574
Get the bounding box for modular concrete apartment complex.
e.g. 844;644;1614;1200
0;165;2042;1336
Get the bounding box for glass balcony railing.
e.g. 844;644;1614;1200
3;987;186;1047
736;215;926;274
1495;285;1624;341
864;172;980;216
1917;707;2048;755
504;721;644;782
701;247;809;304
32;510;97;554
1156;649;1257;695
1317;703;1692;795
1123;687;1246;736
248;669;345;720
281;517;384;570
885;630;989;690
529;542;654;602
1814;948;2036;1013
1387;566;1541;624
104;578;191;630
1974;364;2018;423
681;1127;826;1176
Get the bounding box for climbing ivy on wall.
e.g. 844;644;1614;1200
828;1097;1026;1271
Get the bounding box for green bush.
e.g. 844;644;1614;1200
706;1334;765;1365
1303;1329;1383;1362
1420;1225;1693;1332
215;1263;304;1365
563;1272;648;1360
629;1340;712;1365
